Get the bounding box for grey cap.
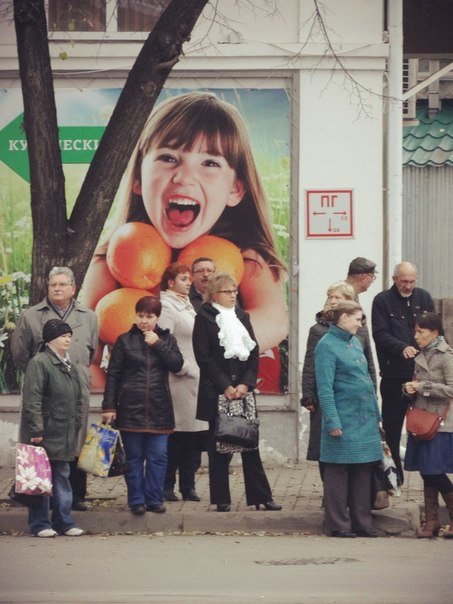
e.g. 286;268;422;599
348;257;378;275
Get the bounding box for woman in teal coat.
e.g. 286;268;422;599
315;301;382;538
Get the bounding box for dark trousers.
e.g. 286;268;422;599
421;473;453;495
323;462;374;535
164;431;200;495
380;377;408;484
207;421;272;506
69;458;87;503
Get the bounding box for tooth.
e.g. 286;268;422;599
168;198;198;206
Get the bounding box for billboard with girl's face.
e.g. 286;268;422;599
0;86;290;394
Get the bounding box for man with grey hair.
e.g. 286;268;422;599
346;256;378;298
372;261;434;484
12;266;98;510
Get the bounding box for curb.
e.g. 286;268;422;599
0;505;419;536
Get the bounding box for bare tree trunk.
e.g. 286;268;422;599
14;0;207;302
14;0;67;303
66;0;208;289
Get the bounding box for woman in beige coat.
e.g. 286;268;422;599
159;263;209;502
404;312;453;538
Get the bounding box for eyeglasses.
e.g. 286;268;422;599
49;282;73;288
193;268;215;275
366;273;376;281
218;289;238;295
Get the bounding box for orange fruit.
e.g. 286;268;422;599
106;222;171;289
178;235;245;283
95;287;151;345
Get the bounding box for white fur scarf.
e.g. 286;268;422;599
212;303;256;361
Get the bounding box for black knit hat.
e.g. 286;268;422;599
42;319;72;343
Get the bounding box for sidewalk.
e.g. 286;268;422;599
0;462;428;536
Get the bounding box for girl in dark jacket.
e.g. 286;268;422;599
193;272;281;512
102;296;183;515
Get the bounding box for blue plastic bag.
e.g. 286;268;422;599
77;422;119;478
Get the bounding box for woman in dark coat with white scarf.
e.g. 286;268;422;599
193;272;281;512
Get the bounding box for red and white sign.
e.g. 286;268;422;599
305;189;354;238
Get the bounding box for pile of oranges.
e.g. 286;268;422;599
95;223;245;346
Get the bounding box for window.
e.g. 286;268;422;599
48;0;171;33
48;0;106;32
117;0;168;32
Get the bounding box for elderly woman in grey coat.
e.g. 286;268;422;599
159;263;208;502
404;312;453;539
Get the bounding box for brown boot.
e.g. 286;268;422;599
417;486;440;538
441;491;453;539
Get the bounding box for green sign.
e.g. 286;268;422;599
0;113;105;182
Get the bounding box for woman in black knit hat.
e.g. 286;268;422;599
20;319;85;537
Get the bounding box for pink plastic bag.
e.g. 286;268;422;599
15;443;53;496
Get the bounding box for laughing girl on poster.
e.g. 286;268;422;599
83;92;288;390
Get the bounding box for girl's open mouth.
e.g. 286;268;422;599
166;198;200;228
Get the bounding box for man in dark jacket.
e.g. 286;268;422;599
189;257;216;312
372;261;434;483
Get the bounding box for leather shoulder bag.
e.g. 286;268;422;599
406;402;450;441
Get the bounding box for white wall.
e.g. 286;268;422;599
0;0;390;462
298;66;384;370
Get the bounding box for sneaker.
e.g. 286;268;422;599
35;528;57;538
64;527;84;536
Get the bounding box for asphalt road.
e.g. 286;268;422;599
0;534;451;604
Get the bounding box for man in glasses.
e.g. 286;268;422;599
12;266;98;512
346;256;378;299
189;257;216;312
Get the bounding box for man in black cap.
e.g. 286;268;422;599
346;257;378;299
344;257;378;389
372;261;434;485
12;266;98;511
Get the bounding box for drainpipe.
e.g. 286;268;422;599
385;0;403;285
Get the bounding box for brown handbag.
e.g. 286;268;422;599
406;405;449;441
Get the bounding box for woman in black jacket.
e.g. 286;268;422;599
102;296;183;515
193;272;281;512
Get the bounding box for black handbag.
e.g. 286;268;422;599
8;484;43;508
215;413;260;448
215;394;260;449
108;432;127;477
